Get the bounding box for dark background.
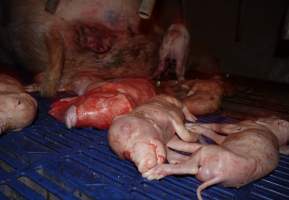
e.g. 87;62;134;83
161;0;289;83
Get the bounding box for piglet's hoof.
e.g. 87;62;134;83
142;164;168;180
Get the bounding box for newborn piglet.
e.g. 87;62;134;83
0;74;37;134
198;116;289;154
157;78;224;115
144;118;283;200
153;24;190;81
108;95;197;175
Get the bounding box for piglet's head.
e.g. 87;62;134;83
257;116;289;146
0;93;37;133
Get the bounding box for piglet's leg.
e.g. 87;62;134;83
187;86;197;96
175;55;186;81
25;83;40;92
152;58;166;80
40;26;64;97
170;113;198;142
185;123;226;144
182;106;197;122
166;148;190;164
200;123;244;135
143;148;201;180
167;136;202;153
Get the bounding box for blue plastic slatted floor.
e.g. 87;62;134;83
0;95;289;200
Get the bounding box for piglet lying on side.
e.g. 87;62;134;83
108;95;197;175
157;78;224;115
143;117;287;200
0;74;37;134
192;116;289;153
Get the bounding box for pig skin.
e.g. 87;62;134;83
49;78;156;129
0;74;37;134
2;0;189;97
143;118;283;200
108;94;197;175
